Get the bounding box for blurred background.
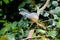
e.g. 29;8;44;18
0;0;60;40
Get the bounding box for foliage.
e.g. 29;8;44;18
0;0;60;40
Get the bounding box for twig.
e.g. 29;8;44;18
37;0;50;15
21;35;50;40
35;22;46;29
22;36;42;40
27;29;35;38
21;29;35;40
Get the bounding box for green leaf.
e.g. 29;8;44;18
56;18;60;28
39;38;50;40
3;0;9;4
0;13;2;16
55;7;60;17
10;0;13;2
4;23;11;30
0;22;11;35
6;34;15;40
56;22;60;28
52;1;58;6
11;21;17;30
49;9;56;14
0;28;6;35
47;30;57;38
18;19;29;28
33;33;36;37
24;30;29;37
0;36;8;40
43;12;49;17
25;0;33;4
18;2;26;9
0;20;5;22
0;1;2;5
36;29;46;34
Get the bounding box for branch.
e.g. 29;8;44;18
35;22;46;29
22;36;43;40
27;29;35;38
21;35;50;40
37;0;50;15
21;29;35;40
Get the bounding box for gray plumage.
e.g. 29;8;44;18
19;8;39;20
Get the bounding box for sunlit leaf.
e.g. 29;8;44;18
56;18;60;28
3;0;9;4
39;37;50;40
0;22;11;35
0;36;7;40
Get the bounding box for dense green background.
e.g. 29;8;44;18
0;0;60;40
